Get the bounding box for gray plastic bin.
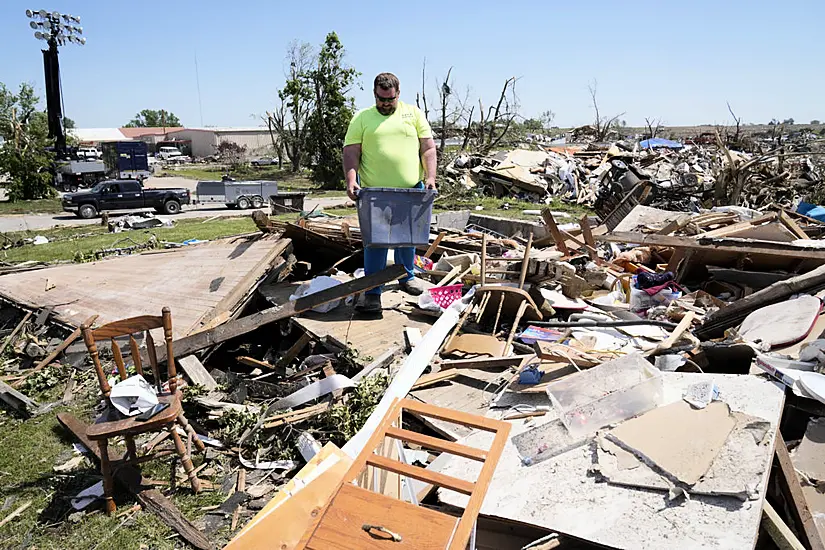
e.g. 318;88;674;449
357;187;436;248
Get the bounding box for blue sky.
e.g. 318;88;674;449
2;0;823;129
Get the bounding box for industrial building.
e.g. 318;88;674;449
165;127;275;158
70;126;276;159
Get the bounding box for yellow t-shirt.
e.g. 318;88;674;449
344;101;432;188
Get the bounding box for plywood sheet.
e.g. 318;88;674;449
606;401;736;486
0;237;288;338
260;284;434;367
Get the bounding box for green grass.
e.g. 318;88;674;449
0;374;231;550
434;196;591;221
0;216;262;264
0;197;63;215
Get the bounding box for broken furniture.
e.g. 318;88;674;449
80;307;205;514
295;398;510;550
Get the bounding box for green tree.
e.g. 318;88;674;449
305;32;359;189
124;109;181;127
0;83;55;201
268;41;316;173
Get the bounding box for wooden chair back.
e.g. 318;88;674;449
81;307;177;401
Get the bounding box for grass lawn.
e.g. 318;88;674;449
161;166;346;197
0;371;230;550
0;216;263;264
0;197;64;215
432;196;592;222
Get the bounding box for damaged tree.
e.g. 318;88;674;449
476;76;519;154
644;117;663;140
589;80;624;142
268;41;316;173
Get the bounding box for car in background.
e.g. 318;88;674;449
77;146;102;160
165;151;192;164
251;157;278;167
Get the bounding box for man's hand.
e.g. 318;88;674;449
347;181;361;201
425;178;437;191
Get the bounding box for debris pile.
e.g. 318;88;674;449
4;192;825;549
442;133;825;219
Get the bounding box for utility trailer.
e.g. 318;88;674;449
194;180;279;209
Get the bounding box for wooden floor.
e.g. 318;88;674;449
0;236;290;338
259;282;434;366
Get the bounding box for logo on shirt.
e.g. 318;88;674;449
401;112;414;120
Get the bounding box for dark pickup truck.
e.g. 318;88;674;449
62;179;191;219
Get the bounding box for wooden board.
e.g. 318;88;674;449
306;484;458;550
0;237;290;339
260;284;433;366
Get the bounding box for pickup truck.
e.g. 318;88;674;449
62;179;191;219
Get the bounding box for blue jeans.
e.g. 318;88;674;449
364;182;422;296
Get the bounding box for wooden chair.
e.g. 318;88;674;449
81;307;206;514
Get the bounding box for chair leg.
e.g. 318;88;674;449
99;439;116;515
170;425;201;493
125;436;138;461
177;414;206;454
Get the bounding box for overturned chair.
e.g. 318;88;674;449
81;307;205;514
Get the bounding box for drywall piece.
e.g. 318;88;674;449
597;411;772;499
443;333;506;358
793;417;825;483
512;418;588;466
606;400;736;486
739;295;822;349
436;373;785;550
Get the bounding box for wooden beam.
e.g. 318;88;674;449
541;209;569;255
0;311;32;357
424;232;446;258
385;426;487;461
56;413;213;550
146;265;408;363
237;356;279;371
0;380;38;416
779;210;810;240
411;370;459;390
439;355;533;370
365;454;475;496
598;231;825;260
763;500;806;550
278;331;312;369
177;355;219;392
775;432;825;550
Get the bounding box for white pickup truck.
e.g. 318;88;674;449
157;146;191;164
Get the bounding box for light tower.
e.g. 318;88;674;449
25;9;85;156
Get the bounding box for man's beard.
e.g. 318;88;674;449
377;103;397;115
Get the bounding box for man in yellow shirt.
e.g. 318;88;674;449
344;72;437;313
